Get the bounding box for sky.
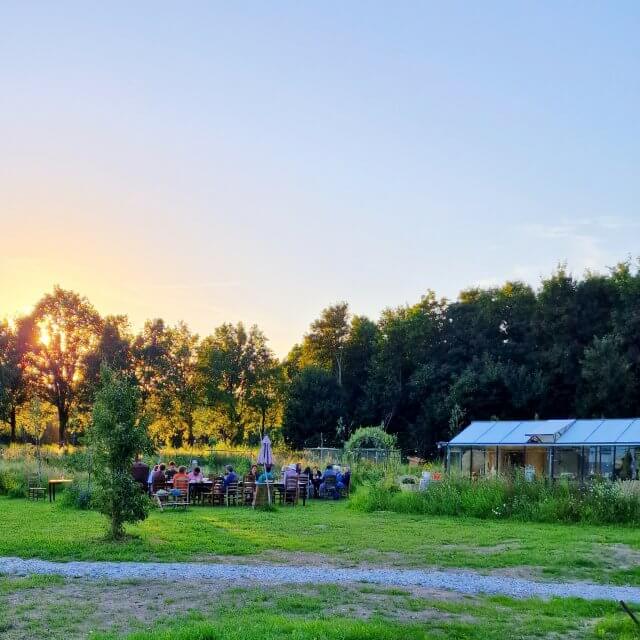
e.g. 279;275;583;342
1;2;638;356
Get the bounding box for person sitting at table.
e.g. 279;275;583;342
283;463;298;481
172;466;189;494
165;461;178;480
188;466;205;483
131;455;149;491
320;464;340;498
151;464;167;493
257;464;274;484
311;466;322;498
223;465;238;488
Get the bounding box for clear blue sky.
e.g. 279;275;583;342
1;2;638;355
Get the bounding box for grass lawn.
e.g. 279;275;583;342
1;574;640;640
2;496;640;584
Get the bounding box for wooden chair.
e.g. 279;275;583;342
283;475;299;506
198;482;214;506
322;475;337;499
165;488;189;510
297;474;309;506
208;481;225;506
225;482;239;506
27;474;45;501
242;476;256;505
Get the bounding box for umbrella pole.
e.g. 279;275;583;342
265;463;272;505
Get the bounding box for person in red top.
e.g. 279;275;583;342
172;466;189;493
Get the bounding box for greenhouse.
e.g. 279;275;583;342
446;418;640;481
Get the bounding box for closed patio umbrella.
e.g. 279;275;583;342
256;435;274;505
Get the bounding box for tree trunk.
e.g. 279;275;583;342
57;404;68;444
9;407;16;442
186;415;194;446
336;355;343;387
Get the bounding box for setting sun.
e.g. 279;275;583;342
38;325;50;347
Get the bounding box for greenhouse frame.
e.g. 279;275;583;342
446;418;640;481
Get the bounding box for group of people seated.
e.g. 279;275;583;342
130;455;351;502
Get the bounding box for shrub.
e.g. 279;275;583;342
344;427;397;456
350;475;640;525
60;480;94;510
89;367;153;539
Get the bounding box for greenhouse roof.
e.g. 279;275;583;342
449;419;640;446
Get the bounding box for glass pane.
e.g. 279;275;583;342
461;449;472;476
588;447;599;478
600;447;613;479
449;449;462;474
553;447;583;480
615;447;639;480
472;449;486;477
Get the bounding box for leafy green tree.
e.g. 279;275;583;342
342;315;379;430
578;334;634;417
131;319;173;410
88;367;151;540
532;266;579;417
29;287;103;442
163;322;200;445
0;317;38;442
247;360;285;440
282;366;344;448
83;315;133;406
302;302;350;386
197;322;276;443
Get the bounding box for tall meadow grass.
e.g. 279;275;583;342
350;474;640;525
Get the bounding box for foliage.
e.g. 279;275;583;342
3;260;640;453
282;366;344;448
28;286;103;442
88;367;152;539
196;322;282;444
60;479;94;510
344;426;397;455
350;474;640;525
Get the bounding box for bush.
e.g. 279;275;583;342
60;480;94;510
344;427;397;457
350;474;640;525
0;464;28;498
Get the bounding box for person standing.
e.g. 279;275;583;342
131;455;149;491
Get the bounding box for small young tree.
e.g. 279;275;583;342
89;366;151;540
18;397;56;478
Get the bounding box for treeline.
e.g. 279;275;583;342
1;260;640;454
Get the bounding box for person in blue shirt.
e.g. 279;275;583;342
320;464;343;499
257;464;275;484
223;465;238;488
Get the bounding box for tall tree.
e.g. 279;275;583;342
197;322;275;443
0;317;38;442
83;315;133;407
131;319;173;410
282;366;344;449
303;302;350;386
578;334;634;417
164;322;199;445
28;287;103;442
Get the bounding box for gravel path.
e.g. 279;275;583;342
1;556;639;603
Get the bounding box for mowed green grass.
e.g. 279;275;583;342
2;497;640;584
